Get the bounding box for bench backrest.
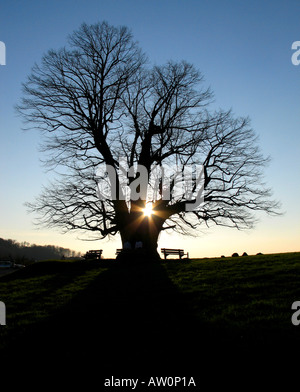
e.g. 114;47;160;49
85;250;102;259
161;248;184;253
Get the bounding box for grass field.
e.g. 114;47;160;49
0;252;300;375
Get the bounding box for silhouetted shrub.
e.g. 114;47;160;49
242;252;248;256
231;252;239;257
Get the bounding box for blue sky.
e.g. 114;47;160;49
0;0;299;257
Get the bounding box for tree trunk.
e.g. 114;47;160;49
117;201;164;262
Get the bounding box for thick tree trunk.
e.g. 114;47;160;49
117;201;164;261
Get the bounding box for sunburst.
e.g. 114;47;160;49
143;203;153;217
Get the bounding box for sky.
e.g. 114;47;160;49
0;0;299;258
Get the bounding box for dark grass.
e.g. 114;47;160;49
1;252;300;379
166;253;300;345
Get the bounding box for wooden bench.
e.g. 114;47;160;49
161;248;188;260
84;250;102;260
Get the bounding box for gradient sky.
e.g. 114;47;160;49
0;0;299;258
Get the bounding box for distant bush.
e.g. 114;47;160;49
232;252;239;257
0;238;81;261
242;252;248;256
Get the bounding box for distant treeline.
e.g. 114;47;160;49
0;238;82;262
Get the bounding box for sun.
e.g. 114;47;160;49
143;203;153;217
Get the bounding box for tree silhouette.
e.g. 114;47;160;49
18;21;280;259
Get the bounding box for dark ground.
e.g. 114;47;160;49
0;257;299;387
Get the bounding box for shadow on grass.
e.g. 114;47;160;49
1;258;296;378
2;260;206;371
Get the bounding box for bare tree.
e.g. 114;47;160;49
18;21;280;259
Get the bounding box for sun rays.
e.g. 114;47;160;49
143;203;153;217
